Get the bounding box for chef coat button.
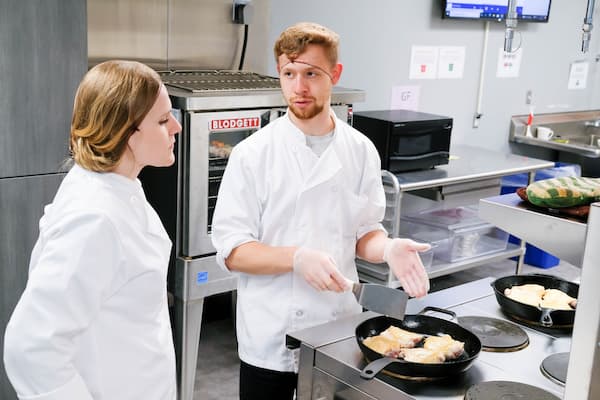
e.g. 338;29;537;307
295;310;303;317
331;185;338;192
130;196;138;203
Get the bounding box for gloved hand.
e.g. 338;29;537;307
293;247;347;292
383;238;431;298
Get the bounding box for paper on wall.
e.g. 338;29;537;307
438;46;465;79
496;47;522;78
409;46;438;79
568;61;589;90
390;85;420;111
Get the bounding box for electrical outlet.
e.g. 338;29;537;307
233;0;252;24
526;90;533;105
473;113;482;128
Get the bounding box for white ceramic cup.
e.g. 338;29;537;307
536;126;554;140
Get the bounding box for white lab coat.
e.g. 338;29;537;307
212;112;386;372
3;164;176;400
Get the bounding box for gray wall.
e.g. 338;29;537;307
265;0;600;156
0;1;87;398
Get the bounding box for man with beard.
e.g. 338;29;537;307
211;22;431;400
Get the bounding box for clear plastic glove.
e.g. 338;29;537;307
383;238;431;298
293;247;347;292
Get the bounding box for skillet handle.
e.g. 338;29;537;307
539;307;554;327
418;306;458;321
360;357;401;380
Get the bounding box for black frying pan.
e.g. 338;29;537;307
491;274;579;328
356;307;481;380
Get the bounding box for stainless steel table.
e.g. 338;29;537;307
358;145;554;286
287;278;569;400
479;195;600;399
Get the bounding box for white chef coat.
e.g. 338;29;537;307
211;111;386;372
3;164;176;400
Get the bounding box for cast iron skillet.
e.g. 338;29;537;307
356;307;481;380
491;274;579;328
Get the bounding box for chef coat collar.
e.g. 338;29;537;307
71;163;145;198
282;109;338;143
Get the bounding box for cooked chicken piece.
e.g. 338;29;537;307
423;334;465;360
504;284;544;307
362;335;402;356
540;288;577;310
400;347;445;364
516;284;546;297
380;326;424;348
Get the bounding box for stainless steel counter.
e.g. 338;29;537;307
288;278;567;400
479;194;587;267
392;145;554;191
478;196;600;399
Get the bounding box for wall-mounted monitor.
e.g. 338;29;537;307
443;0;552;22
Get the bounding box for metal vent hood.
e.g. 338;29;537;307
87;0;269;72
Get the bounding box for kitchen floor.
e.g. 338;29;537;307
193;258;581;400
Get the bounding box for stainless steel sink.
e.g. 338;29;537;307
567;134;600;147
510;111;600;158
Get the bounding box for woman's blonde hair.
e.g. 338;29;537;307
70;60;162;172
273;22;340;67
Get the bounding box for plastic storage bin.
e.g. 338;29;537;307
507;235;559;269
402;206;509;263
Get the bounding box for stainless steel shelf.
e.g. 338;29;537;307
479;193;587;267
358;243;523;286
358;148;555;287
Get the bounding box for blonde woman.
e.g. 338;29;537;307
4;60;181;400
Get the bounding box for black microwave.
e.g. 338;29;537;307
353;110;452;172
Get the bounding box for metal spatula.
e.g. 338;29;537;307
345;278;408;320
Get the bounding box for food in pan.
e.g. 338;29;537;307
362;335;402;357
504;284;577;310
209;140;233;158
362;326;423;357
379;326;424;347
504;284;546;307
526;176;600;208
399;348;445;364
423;334;465;360
362;326;464;363
539;288;577;310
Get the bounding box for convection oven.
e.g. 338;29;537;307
139;70;364;400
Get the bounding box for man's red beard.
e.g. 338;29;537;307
288;97;324;120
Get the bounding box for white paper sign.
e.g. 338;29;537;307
409;46;438;79
438;46;465;79
568;61;589;90
496;47;522;78
390;85;420;111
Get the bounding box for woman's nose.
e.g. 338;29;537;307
170;114;182;135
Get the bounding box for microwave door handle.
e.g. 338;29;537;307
389;151;450;161
393;125;452;134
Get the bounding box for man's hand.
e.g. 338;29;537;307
293;247;347;292
383;238;431;298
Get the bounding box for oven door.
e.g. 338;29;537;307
388;121;451;172
182;108;284;257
